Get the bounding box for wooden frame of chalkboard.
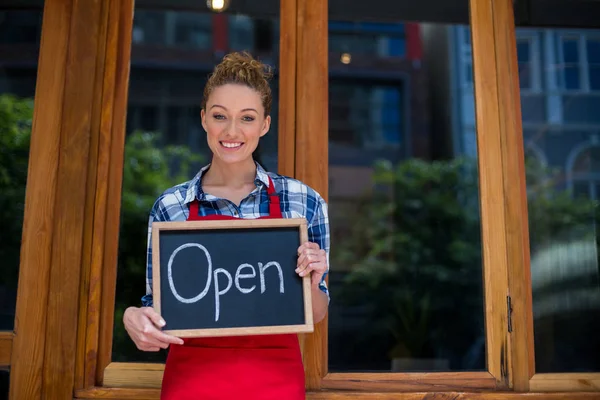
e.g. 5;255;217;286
151;218;314;338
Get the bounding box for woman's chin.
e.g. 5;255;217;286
214;152;253;165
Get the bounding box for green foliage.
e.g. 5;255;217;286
333;156;598;361
112;131;203;362
332;158;483;359
0;94;33;312
526;157;598;250
0;93;204;355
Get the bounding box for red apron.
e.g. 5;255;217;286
160;176;305;400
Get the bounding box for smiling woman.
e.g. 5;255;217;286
121;51;331;399
200;52;273;172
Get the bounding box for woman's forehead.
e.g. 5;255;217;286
207;84;263;110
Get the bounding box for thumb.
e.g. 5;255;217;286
142;307;166;328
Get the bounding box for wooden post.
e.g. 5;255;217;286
295;0;329;390
488;0;534;392
9;0;134;397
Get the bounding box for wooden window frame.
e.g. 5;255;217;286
94;0;514;394
495;0;600;394
7;0;600;398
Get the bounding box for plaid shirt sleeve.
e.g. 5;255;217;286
141;203;161;307
307;191;331;299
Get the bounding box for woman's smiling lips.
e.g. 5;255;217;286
220;141;244;150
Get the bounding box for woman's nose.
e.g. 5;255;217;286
225;120;240;136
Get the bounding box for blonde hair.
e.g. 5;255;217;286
202;52;273;116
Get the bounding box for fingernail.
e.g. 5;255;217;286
159;319;166;327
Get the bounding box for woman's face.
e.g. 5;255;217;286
201;83;270;165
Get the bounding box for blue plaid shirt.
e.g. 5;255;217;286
141;162;330;307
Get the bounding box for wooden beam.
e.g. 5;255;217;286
489;0;534;392
96;0;134;386
321;372;497;392
41;0;105;397
10;0;134;397
530;374;600;392
295;0;329;390
103;363;164;389
469;0;513;388
74;387;600;400
0;332;13;368
9;0;72;397
277;0;297;178
77;0;112;389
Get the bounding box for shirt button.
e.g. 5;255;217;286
233;210;239;217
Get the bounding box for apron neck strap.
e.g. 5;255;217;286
188;176;282;218
266;176;282;218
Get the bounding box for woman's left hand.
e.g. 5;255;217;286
296;242;328;286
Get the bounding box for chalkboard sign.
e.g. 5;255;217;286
151;218;313;337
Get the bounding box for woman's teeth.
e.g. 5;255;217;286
221;142;243;148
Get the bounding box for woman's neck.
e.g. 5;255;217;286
203;157;257;188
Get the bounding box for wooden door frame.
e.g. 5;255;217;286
8;0;135;398
495;0;600;393
7;0;600;398
308;0;512;392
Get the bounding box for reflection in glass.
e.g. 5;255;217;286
327;8;486;371
518;27;600;372
0;8;43;332
112;6;281;362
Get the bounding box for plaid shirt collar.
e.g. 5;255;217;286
183;162;271;204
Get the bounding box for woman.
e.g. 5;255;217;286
123;52;330;400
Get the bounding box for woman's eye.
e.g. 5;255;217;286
242;116;255;122
213;114;225;120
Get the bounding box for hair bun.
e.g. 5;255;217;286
202;51;274;116
217;51;273;82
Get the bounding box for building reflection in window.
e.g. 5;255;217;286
517;27;600;373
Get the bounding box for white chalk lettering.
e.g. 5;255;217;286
213;268;232;321
259;261;284;294
168;243;212;304
167;243;286;321
235;263;257;294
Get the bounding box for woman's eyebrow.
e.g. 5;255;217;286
209;104;258;113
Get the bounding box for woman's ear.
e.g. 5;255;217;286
260;115;271;137
201;109;207;132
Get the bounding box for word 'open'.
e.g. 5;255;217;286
167;243;285;321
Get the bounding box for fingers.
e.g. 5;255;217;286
137;324;183;350
297;249;325;269
298;260;327;278
126;307;184;351
297;249;327;275
297;242;319;255
142;307;166;328
155;330;185;346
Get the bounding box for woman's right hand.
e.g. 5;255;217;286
123;306;184;351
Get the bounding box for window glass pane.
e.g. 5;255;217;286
517;40;532;89
0;7;43;334
328;0;485;372
112;5;281;363
518;26;600;372
465;63;473;85
588;39;600;91
562;38;581;90
0;369;9;400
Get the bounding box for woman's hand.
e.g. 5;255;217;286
123;306;184;351
296;241;328;286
